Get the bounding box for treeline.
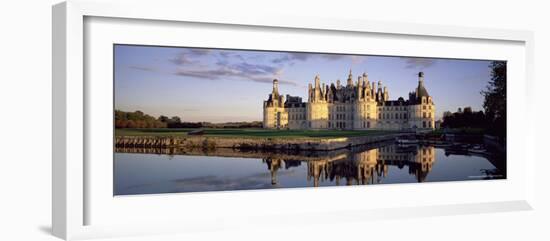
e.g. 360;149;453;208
115;110;262;129
441;107;488;129
115;110;167;128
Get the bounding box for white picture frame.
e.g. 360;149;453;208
52;0;536;240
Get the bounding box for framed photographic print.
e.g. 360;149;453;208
113;44;506;195
53;0;535;240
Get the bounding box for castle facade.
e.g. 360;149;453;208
263;71;435;130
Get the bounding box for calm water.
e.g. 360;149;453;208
114;144;506;195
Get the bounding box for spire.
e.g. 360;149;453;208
347;69;353;86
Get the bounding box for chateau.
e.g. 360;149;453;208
263;71;435;130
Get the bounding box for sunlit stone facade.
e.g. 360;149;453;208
263;71;435;130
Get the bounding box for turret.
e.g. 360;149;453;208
347;69;353;87
308;83;313;102
272;79;279;96
357;76;363;100
415;72;430;100
315;74;321;89
321;83;326;101
314;75;321;101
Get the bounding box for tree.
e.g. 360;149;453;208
441;107;488;129
114;110;167;128
482;61;506;137
158;115;169;123
170;116;182;124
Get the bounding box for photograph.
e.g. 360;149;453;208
113;44;507;195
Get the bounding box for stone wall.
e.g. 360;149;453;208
115;133;408;151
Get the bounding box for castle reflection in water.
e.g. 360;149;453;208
264;145;435;187
115;143;442;188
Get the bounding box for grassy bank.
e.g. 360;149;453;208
115;128;396;139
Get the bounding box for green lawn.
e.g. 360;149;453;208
115;128;396;139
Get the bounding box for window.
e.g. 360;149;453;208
423;121;426;128
367;121;370;128
423;112;426;118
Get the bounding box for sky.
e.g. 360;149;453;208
114;44;499;123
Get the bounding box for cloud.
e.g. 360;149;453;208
233;62;279;76
137;48;298;86
169;49;212;65
271;52;311;64
271;52;366;66
187;48;211;56
169;52;197;65
128;65;157;72
174;63;297;86
218;51;246;61
320;54;344;60
403;57;436;69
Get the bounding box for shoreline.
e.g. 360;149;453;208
114;133;411;151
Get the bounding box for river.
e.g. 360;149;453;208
114;143;505;195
